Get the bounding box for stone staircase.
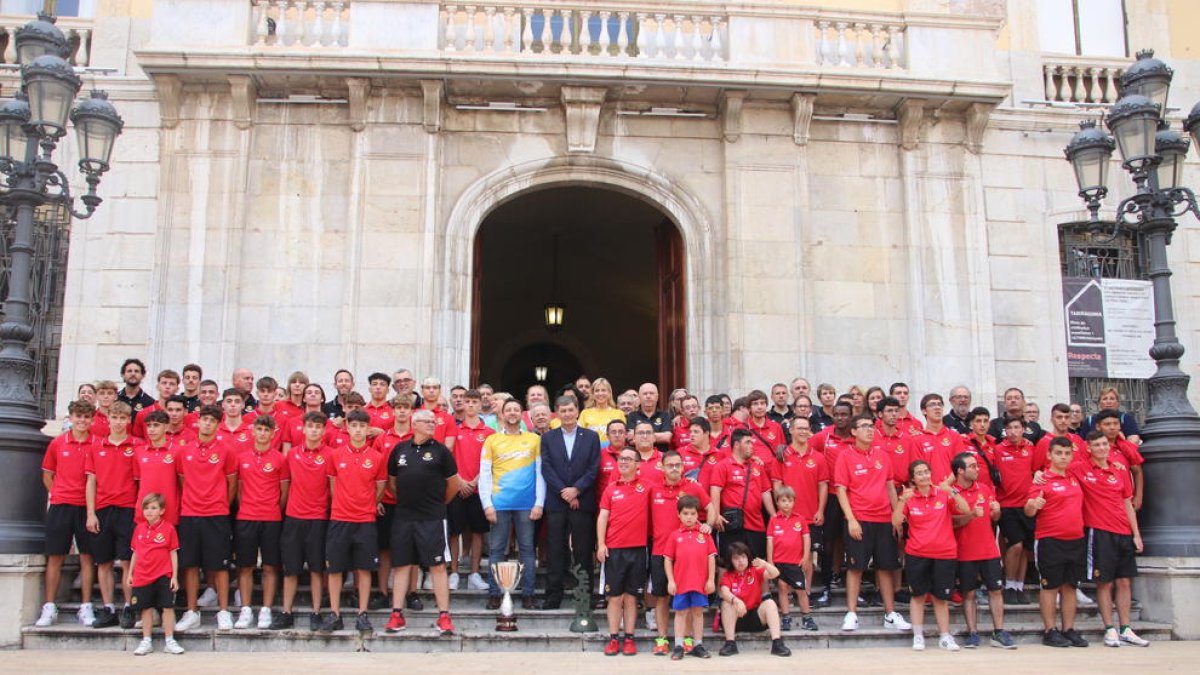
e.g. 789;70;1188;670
22;568;1174;653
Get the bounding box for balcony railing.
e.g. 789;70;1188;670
1043;56;1128;104
252;0;351;47
813;20;905;69
0;15;93;66
438;4;727;62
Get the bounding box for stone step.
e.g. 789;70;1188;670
42;599;1143;633
22;619;1175;653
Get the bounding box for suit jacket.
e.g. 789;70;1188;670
540;426;601;512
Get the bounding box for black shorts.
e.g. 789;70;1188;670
131;576;174;612
1035;537;1086;589
325;520;379;573
447;494;490;536
234;519;282;568
649;555;668;597
906;554;957;600
1087;528;1138;582
719;528;767;561
281;517;327;576
45;504;90;556
376;503;395;550
808;523;826;555
999;507;1036;549
844;521;900;571
391;519;448;568
603;547;648;597
177;515;233;571
958;557;1004;592
734;609;768;633
88;506;134;564
776;563;806;590
823;501;845;540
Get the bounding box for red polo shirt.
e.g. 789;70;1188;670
214;419;255;455
600;478;651;548
130;402;164;440
85;436;142;509
134;441;182;524
994;439;1036;508
810;427;854;468
663;526;716;594
1033;433;1088;473
1032;471;1085;540
720;565;767;611
130;519;179;586
595;445;624;499
179;438;238;517
767;512;809;564
236;448;290;521
372;427;413;505
963;436;998;492
42;432;95;506
833;444;894;523
902;488;958;559
711;458;771;532
907;426;959;484
364;401;393;431
1071;459;1134;535
284;443;332;520
327;444;385;523
649;479;710;555
953;481;1000;561
453;420;493;483
776;446;828;524
635;449;666;486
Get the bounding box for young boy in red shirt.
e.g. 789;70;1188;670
38;399;99;628
273;412;332;630
322;410;386;632
85;401;142;629
233;415;290;629
127;492;183;655
766;486;816;632
663;494;716;659
1026;437;1088;648
717;541;790;657
598;447;651;656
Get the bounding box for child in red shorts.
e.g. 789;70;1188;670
126;493;183;656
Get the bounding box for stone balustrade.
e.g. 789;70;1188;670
813;19;905;69
252;0;350;47
439;3;727;62
0;15;93;66
1042;57;1128;104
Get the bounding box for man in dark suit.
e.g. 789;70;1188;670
540;395;602;609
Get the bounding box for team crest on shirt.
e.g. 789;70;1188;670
153;532;165;543
476;433;486;442
1107;474;1118;484
635;483;645;492
934;500;945;510
751;468;761;477
707;456;718;464
874;460;884;470
1020;448;1029;457
208;453;221;464
163;454;174;463
793;521;804;531
263;463;275;473
893;445;904;454
805;459;816;468
363;459;374;469
134;403;144;411
767;432;777;441
122;447;134;457
696;533;706;543
313;455;325;465
423;452;433;461
397;455;408;466
941;438;951;446
238;433;248;442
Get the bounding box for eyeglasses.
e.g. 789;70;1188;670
617;457;639;463
663;463;683;470
634;430;655;436
854;424;875;431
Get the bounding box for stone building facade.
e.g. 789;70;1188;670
7;0;1200;413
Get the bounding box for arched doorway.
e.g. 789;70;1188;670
471;186;686;397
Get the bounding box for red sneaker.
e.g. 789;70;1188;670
385;610;406;632
949;590;964;606
436;612;455;636
623;637;638;656
604;637;621;656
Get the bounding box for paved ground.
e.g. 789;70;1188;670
3;642;1196;674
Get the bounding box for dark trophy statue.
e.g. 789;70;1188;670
568;564;597;633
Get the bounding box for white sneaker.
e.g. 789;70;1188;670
645;609;657;631
912;633;925;651
197;587;218;608
884;611;912;631
939;634;961;651
216;609;234;630
35;602;58;627
77;602;95;626
257;607;272;629
842;611;859;631
175;609;201;632
1119;627;1150;647
234;606;253;629
1076;588;1096;606
448;573;460;590
1104;626;1121;647
467;573;489;590
133;637;153;656
163;637;185;655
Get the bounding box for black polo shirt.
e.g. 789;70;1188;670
626;408;673;445
943;411;971;435
987;416;1044;445
809;408;834;433
117;387;156;413
387;437;457;521
324;399;345;420
767;408;794;428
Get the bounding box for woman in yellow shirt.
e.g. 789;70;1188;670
579;377;625;444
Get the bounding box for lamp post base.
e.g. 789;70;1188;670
1134;556;1200;639
0;413;51;555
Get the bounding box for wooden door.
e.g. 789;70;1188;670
656;219;686;394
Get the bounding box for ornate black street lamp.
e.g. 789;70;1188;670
0;13;123;554
1064;49;1200;555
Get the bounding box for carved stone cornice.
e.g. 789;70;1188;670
228;75;255;130
561;86;606;154
791;93;815;146
420;80;443;133
897;99;925;151
720;90;746;143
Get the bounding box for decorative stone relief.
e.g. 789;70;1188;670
561;86;606;154
154;74;182;129
965;102;994;154
228;75;255;130
346;77;370;132
897;99;925;151
420;80;443;133
720;90;746;143
791;93;815;146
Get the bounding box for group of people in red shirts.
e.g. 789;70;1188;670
36;362;1152;657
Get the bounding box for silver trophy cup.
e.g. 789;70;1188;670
492;560;523;632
